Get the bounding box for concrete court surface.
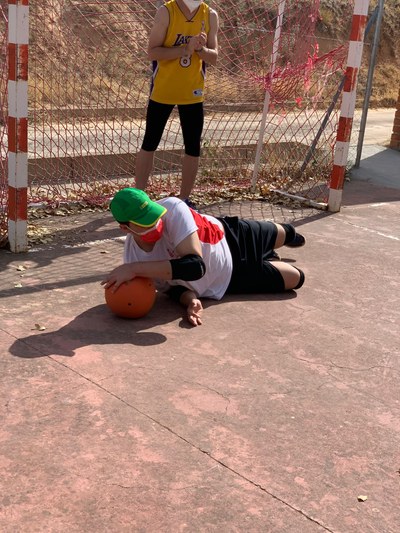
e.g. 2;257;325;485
1;147;400;532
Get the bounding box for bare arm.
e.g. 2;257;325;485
101;231;203;291
147;5;191;61
148;5;219;65
168;285;203;326
195;9;219;66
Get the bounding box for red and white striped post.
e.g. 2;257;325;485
328;0;370;212
8;0;29;252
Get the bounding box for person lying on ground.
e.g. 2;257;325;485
101;188;306;326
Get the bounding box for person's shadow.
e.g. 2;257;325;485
9;291;297;359
9;293;184;359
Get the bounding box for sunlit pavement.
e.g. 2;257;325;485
0;143;399;532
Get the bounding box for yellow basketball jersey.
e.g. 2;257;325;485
150;1;210;105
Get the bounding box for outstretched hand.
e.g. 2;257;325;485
101;264;135;291
187;298;203;326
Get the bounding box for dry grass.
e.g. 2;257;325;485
26;0;400;110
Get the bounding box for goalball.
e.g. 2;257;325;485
105;277;156;319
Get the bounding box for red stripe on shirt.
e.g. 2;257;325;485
190;208;224;244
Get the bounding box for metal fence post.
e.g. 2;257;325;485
354;0;385;168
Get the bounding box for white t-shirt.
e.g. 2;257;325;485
123;197;233;299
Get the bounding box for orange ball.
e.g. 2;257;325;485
105;277;156;318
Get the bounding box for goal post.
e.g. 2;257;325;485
328;0;370;212
7;0;29;252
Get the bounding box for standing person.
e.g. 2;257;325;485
135;0;219;207
102;188;306;327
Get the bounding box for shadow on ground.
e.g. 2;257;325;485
9;290;298;359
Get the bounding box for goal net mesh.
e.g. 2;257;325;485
0;0;357;245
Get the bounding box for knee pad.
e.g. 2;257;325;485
293;267;305;290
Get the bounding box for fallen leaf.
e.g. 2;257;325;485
16;265;26;272
33;323;46;331
14;282;23;288
357;495;368;502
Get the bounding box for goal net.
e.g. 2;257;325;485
0;0;356;245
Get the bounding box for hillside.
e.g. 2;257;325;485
0;0;398;107
317;0;400;107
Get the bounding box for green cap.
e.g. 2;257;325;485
110;188;167;228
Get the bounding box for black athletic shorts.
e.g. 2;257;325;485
141;99;204;157
218;216;285;294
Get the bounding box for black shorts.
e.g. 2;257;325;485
141;99;204;157
218;216;285;294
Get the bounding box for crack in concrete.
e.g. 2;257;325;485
185;381;230;401
183;380;232;415
326;371;400;414
3;337;381;531
289;356;400;413
329;362;400;374
192;448;337;533
46;358;337;532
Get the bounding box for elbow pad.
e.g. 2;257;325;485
170;254;206;281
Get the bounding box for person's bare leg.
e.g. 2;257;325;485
178;154;199;200
273;223;286;249
270;261;302;290
135;149;155;191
